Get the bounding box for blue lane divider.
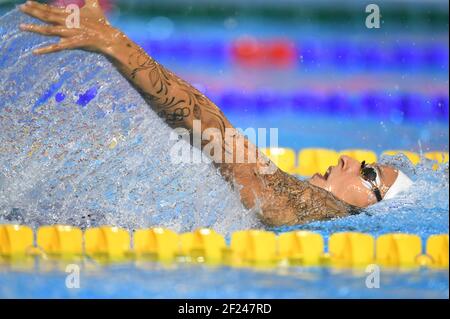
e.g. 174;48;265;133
27;80;449;123
135;38;449;70
213;90;448;122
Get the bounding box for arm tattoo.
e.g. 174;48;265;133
158;107;191;124
112;43;357;226
125;46;231;157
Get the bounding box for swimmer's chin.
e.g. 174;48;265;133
305;180;367;210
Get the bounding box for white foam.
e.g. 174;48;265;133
0;9;260;235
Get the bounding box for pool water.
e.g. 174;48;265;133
0;7;448;298
1;263;448;299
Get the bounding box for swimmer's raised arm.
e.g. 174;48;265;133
19;0;356;226
20;0;238;163
20;1;262;194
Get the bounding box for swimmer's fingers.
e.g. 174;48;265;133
20;2;66;25
20;24;78;37
22;1;67;15
33;38;81;55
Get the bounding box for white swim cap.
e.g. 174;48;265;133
383;169;414;200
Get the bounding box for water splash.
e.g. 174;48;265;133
0;9;448;240
0;9;258;234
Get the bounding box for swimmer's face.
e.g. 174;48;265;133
308;155;398;207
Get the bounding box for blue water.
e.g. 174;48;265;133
0;263;448;299
0;8;448;298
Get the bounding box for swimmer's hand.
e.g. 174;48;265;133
19;0;124;56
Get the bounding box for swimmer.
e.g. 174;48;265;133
19;0;413;226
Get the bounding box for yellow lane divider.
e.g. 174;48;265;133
85;226;131;261
0;225;448;269
376;233;422;267
382;150;421;165
424;151;449;164
0;224;33;257
329;232;375;267
261;148;448;175
297;148;340;176
37;225;83;257
180;228;226;263
278;231;324;265
426;234;449;268
134;227;178;261
227;230;277;266
260;148;296;174
424;152;450;170
339;150;378;166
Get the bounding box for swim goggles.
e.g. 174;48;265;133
360;161;382;202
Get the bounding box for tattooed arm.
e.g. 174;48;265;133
107;40;280;213
19;0;355;226
109;40;233;156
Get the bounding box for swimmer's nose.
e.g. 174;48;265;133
339;155;360;172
